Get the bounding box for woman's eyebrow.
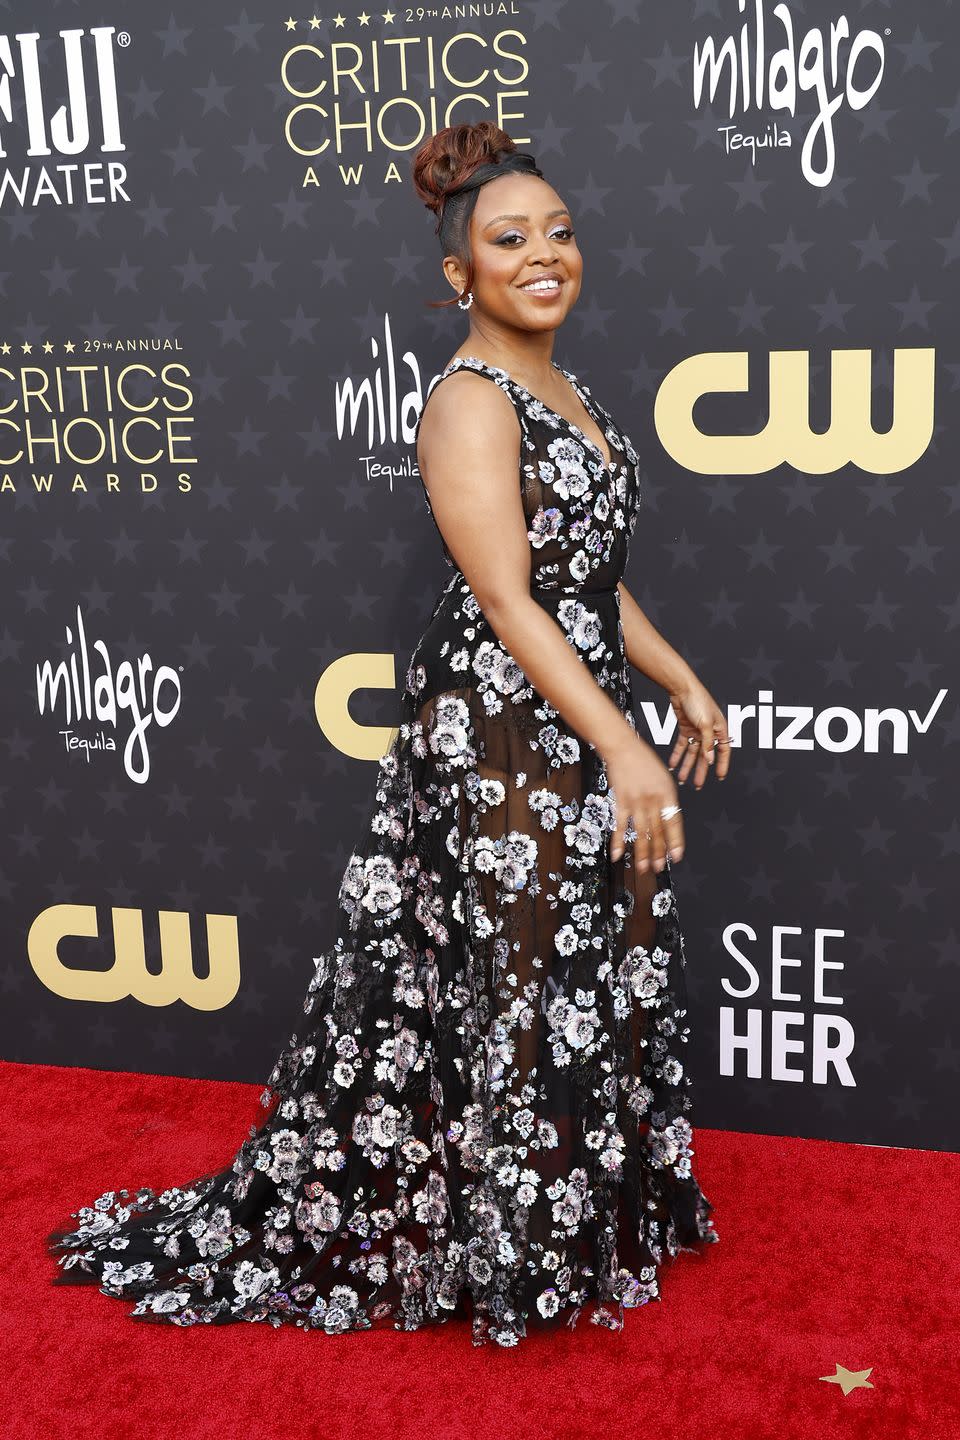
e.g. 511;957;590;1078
482;209;571;229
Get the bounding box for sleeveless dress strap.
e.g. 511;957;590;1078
415;357;526;444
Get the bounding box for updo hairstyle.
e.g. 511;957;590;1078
411;121;544;309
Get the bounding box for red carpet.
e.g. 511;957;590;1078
4;1058;957;1440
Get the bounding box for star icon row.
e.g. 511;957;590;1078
283;11;397;29
0;340;75;355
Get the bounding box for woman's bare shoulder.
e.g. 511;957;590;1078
418;364;519;451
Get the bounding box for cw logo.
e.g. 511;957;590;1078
655;348;935;474
315;651;399;759
28;905;239;1009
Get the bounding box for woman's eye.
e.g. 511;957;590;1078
496;227;574;246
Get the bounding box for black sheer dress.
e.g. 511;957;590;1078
47;355;719;1348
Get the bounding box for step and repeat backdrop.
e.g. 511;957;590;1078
1;2;955;1151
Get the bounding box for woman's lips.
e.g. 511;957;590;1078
517;279;564;300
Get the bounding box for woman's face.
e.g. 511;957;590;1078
444;172;583;332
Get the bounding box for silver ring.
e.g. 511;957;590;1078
659;804;681;821
687;736;699;746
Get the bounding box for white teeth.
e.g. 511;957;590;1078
522;279;560;292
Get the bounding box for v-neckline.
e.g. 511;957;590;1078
447;354;618;472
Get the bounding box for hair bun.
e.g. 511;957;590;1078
411;121;519;216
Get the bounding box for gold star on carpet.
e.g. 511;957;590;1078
357;10;371;23
0;342;10;354
22;341;32;353
382;7;395;19
333;11;346;24
283;16;297;30
819;1363;874;1396
309;14;321;27
42;340;54;353
64;339;76;353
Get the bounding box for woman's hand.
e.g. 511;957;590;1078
605;734;683;876
666;678;731;787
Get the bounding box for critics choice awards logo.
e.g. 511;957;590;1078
279;7;528;189
0;341;198;495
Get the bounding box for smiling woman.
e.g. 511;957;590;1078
46;120;726;1351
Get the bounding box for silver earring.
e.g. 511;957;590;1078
457;289;474;311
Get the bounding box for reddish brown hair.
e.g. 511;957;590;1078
411;122;529;309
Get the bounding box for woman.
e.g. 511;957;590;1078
46;122;725;1349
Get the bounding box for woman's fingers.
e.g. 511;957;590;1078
663;807;685;863
611;795;687;871
676;736;699;785
610;793;627;861
610;808;622;861
701;721;717;770
667;734;687;773
713;726;733;780
635;809;664;876
677;725;730;788
694;724;733;786
634;819;651;875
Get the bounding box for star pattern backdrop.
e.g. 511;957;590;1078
1;1;957;1151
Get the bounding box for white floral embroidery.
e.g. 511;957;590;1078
48;353;717;1352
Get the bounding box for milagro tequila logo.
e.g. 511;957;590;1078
36;606;182;783
693;1;886;186
0;26;130;209
335;312;428;489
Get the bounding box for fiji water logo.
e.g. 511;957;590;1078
692;2;886;187
0;26;130;209
36;606;182;784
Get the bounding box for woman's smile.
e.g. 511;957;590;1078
516;272;565;300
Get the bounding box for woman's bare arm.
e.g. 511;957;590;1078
417;371;686;870
615;580;696;693
617;578;733;791
417;372;636;759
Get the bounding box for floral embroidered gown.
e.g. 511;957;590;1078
47;354;719;1348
